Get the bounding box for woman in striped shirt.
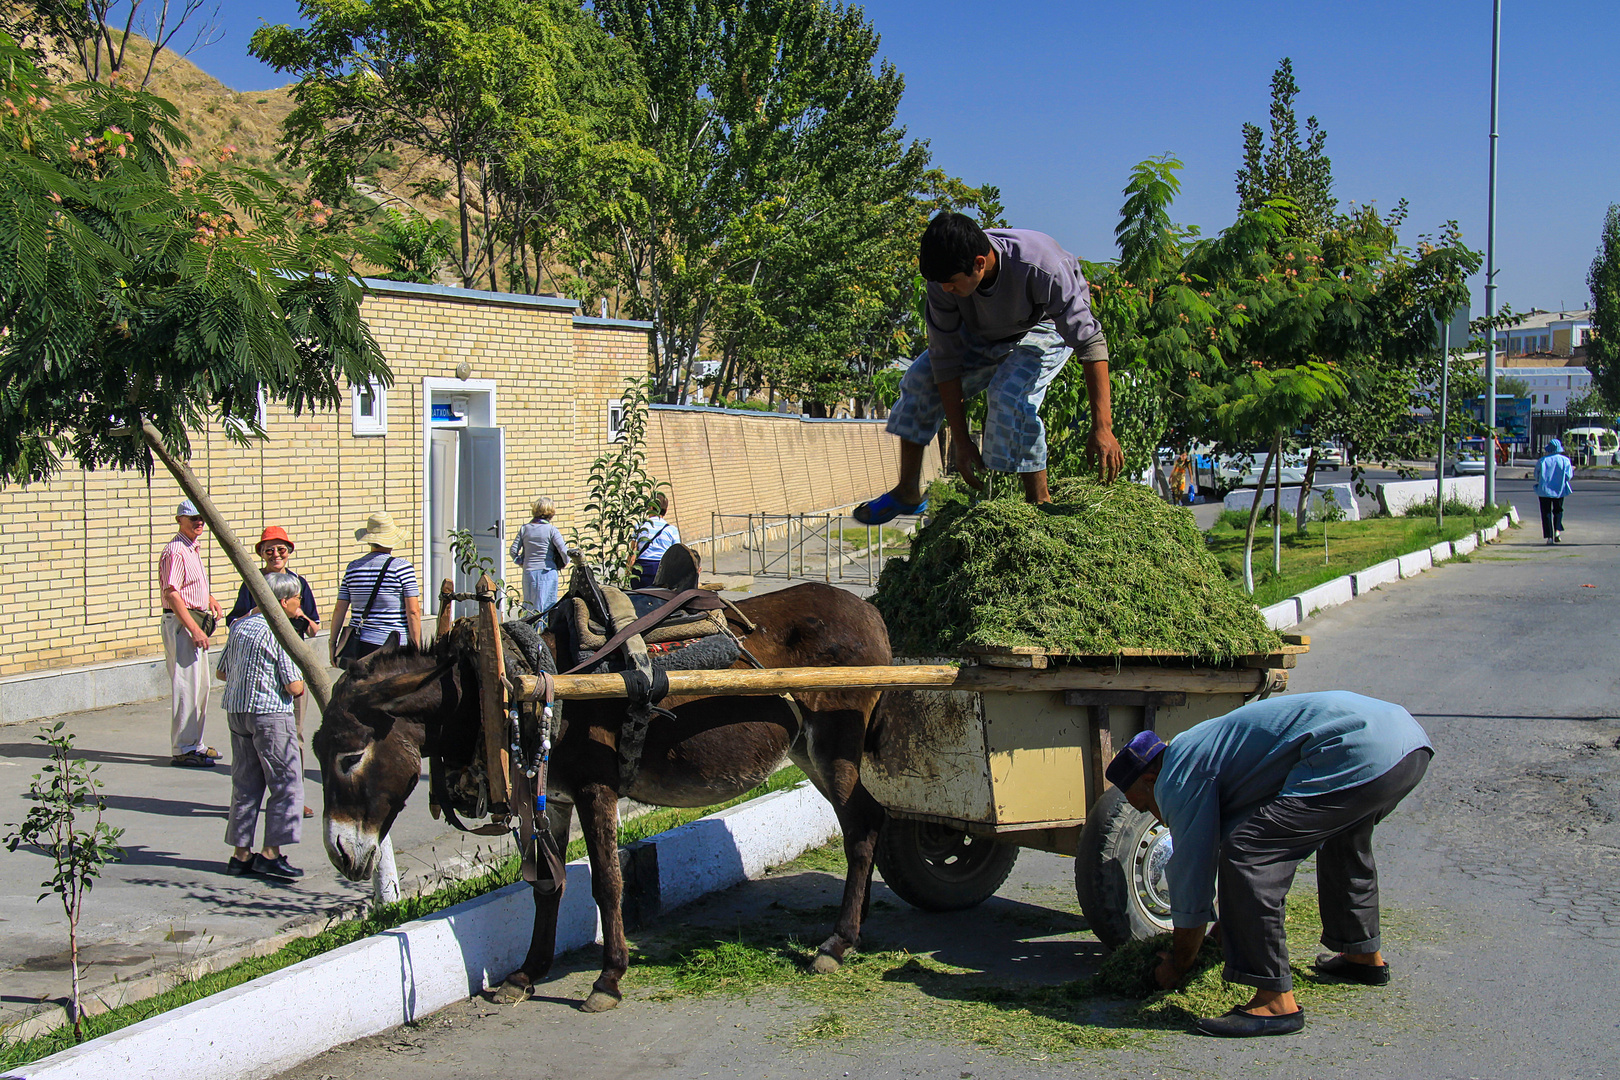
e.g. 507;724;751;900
330;512;421;664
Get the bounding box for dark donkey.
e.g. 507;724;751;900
313;581;891;1012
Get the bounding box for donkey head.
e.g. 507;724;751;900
313;643;463;881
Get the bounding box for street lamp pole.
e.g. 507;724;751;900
1484;0;1502;508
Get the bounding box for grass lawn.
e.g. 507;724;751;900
1205;507;1507;608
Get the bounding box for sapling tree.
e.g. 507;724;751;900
573;376;667;587
4;723;125;1043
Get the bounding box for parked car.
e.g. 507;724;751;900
1313;445;1344;470
1445;438;1488;476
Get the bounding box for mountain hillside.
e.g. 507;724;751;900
111;35;453;223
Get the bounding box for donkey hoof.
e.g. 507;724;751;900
810;951;843;975
581;989;622;1013
490;979;532;1005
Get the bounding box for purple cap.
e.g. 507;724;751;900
1105;730;1168;792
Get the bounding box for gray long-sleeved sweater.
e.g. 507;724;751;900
924;228;1107;384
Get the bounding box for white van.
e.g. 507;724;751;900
1562;427;1618;465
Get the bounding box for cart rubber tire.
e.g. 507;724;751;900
1076;787;1176;950
874;818;1019;912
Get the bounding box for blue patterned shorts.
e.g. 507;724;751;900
884;323;1072;473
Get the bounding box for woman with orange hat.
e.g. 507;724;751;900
227;526;321;819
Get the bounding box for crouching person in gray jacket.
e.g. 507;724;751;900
217;571;308;881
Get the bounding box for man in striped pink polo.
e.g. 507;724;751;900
159;499;224;768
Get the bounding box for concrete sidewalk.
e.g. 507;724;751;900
0;692;500;1036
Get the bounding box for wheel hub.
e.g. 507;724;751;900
1133;823;1174;922
913;823;1000;883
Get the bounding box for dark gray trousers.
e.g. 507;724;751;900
225;711;303;850
1217;748;1432;992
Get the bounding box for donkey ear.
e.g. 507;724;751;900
367;662;455;704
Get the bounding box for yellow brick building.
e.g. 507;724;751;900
0;278;931;721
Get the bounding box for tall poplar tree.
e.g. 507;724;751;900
1586;204;1620;404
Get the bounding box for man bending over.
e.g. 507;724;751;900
855;213;1123;524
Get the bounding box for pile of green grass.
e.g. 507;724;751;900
873;477;1281;659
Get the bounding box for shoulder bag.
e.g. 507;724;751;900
333;556;396;669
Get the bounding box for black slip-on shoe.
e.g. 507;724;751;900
252;854;304;881
170;751;215;768
225;855;257;876
1194;1008;1305;1038
1314;953;1391;985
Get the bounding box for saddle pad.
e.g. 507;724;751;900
571;597;726;649
584;631;740;675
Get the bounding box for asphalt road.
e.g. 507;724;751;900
270;473;1620;1080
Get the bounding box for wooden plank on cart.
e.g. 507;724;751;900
475;574;510;809
516;663;1282;702
962;646;1048;670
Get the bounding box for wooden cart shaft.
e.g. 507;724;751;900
511;663;1283;702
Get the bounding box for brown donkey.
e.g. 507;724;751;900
312;582;891;1012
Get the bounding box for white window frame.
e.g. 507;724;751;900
352;378;388;436
224;389;268;436
607;398;626;442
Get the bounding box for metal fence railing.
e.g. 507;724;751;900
705;512;916;586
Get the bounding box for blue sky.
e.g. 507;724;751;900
191;0;1618;316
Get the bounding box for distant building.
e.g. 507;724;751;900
1493;308;1594;359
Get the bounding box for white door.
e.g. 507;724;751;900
428;429;460;615
458;427;506;608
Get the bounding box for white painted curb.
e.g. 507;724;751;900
1453;533;1478;556
1295;576;1353;616
1351;559;1400;595
1480;525;1499;543
1427;541;1453;563
1260;598;1301;630
6;783;839;1080
1396;550;1432;578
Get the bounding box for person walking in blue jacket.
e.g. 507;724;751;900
1535;438;1574;545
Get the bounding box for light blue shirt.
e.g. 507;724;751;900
1535;452;1573;499
1154;691;1432;927
216;614;301;715
634;516;680;562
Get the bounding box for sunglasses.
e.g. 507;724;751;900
184;516;206;524
262;545;292;556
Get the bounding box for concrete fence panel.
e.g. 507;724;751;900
1376;476;1486;517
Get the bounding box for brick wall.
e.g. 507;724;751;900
0;287;933;680
644;406;943;544
0;285;649;679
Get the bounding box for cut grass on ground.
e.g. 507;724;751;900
0;766;808;1069
626;844;1386;1061
1206;508;1508;607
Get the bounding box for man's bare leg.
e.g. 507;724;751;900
1238;988;1299;1016
1021;469;1049;504
890;439;927;506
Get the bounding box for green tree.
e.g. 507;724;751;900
1587;204;1620;405
573;377;666;586
586;0;928;404
0;38;387;706
252;0;651;292
373;207;456;284
5;723;125;1042
1235;58;1336;240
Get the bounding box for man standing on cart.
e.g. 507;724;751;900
853;213;1123;524
1106;691;1432;1037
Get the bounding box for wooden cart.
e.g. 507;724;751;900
515;634;1306;949
859;640;1308;947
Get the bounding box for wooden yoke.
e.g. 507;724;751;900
475;574;511;812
